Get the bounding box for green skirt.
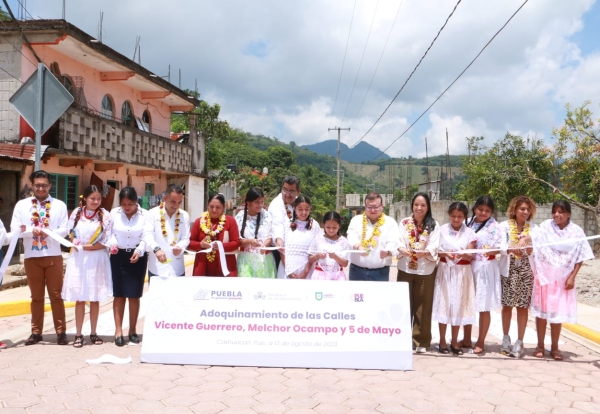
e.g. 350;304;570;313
237;252;277;278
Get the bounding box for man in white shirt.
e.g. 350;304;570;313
143;184;190;278
347;192;400;281
269;176;300;279
10;170;69;345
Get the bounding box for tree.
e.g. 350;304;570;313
456;133;554;211
265;147;295;170
0;7;10;21
526;102;600;252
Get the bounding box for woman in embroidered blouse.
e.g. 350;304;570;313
432;202;477;355
522;200;594;360
278;195;321;279
235;187;276;278
498;195;537;358
459;195;505;354
108;187;147;347
63;185;114;348
397;192;440;353
308;211;351;281
189;193;240;276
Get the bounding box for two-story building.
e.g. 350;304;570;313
0;19;206;230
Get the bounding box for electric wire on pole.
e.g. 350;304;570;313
329;127;350;212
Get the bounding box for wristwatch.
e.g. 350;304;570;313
153;246;161;253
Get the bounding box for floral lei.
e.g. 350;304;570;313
360;213;385;253
200;212;226;262
404;216;429;270
508;219;530;259
31;198;51;251
159;202;180;246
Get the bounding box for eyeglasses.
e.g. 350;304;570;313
282;189;298;195
33;184;50;189
365;205;382;211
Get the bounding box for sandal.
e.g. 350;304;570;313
456;340;472;348
473;346;485;355
533;347;545;358
450;345;464;356
551;350;564;361
90;333;103;345
73;335;84;348
438;345;450;354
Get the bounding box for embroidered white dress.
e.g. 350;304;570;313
529;220;594;323
308;235;351;281
235;209;276;278
468;218;505;312
432;223;478;326
63;208;113;302
283;219;321;278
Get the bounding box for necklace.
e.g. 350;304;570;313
200;212;226;262
159;202;181;246
360;213;385;253
83;207;97;220
31;198;51;251
404;216;429;270
508;219;530;260
286;207;293;221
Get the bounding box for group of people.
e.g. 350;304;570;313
0;171;594;360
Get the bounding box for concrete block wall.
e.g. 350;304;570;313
59;107;193;173
0;43;22;142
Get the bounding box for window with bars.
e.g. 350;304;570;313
49;174;79;211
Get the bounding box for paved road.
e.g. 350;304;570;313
1;263;600;413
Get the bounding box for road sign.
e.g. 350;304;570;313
9;63;74;170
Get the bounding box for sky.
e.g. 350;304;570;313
8;0;600;159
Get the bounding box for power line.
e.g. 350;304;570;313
348;0;463;149
339;0;380;125
370;0;531;161
1;0;41;63
345;0;405;140
327;0;357;128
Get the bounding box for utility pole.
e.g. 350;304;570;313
328;126;350;212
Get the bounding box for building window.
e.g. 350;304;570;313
107;180;119;190
101;94;114;119
49;174;79;211
141;109;151;133
62;75;74;95
121;101;134;127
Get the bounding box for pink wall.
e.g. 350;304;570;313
21;44;172;138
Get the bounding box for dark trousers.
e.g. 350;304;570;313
349;264;390;281
397;267;437;348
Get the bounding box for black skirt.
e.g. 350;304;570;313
110;249;148;298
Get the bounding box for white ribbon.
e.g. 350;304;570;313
42;228;74;248
0;230;20;285
184;241;230;276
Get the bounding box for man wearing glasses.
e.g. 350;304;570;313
347;192;399;281
10;170;69;345
269;176;300;279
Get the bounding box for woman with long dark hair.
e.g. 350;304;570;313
108;187;148;346
189;193;240;276
308;211;351;281
235;187;276;278
396;192;440;353
63;185;113;348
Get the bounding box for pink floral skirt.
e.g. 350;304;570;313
530;273;577;324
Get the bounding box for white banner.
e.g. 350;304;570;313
0;230;20;285
141;277;413;370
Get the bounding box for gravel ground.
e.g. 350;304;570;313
577;257;600;308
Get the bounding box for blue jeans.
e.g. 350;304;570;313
349;264;390;281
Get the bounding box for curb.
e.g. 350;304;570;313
563;323;600;345
0;258;196;318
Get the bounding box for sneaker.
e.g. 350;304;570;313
510;339;524;358
0;341;7;349
415;346;427;353
500;334;511;355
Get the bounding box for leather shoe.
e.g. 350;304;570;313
128;333;140;344
115;336;125;347
57;333;68;345
25;334;43;346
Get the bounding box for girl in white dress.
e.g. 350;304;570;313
308;211;351;281
235;187;276;278
63;185;113;348
278;195;321;279
432;202;477;355
459;196;504;354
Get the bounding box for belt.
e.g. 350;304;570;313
315;264;342;272
350;263;388;271
487;255;496;260
118;246;139;253
439;257;471;265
